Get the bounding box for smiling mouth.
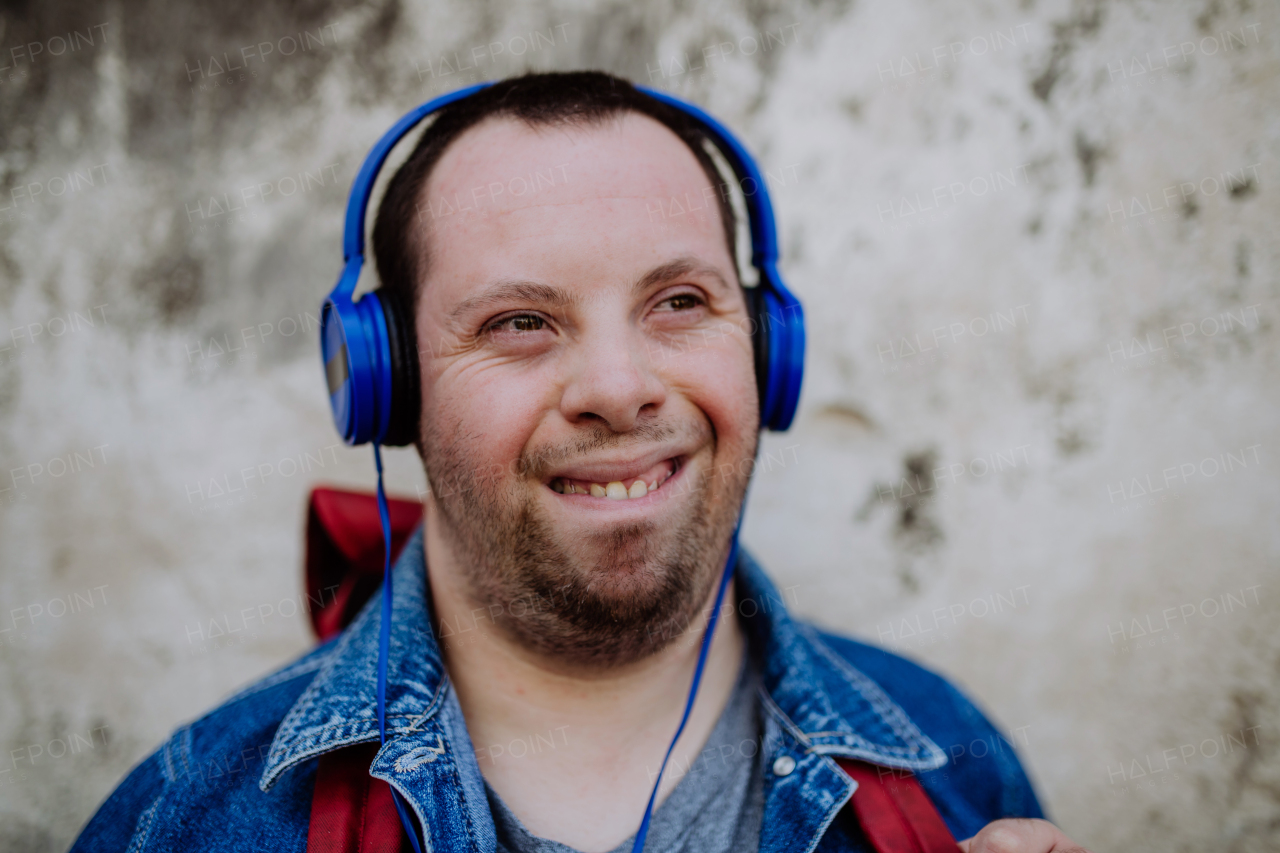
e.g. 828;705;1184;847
548;457;682;501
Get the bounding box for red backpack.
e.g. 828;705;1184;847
301;487;960;853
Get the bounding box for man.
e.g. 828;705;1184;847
72;72;1089;852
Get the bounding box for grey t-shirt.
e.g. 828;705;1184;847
485;656;766;853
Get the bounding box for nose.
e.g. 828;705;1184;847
558;320;667;432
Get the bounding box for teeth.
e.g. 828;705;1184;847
550;463;676;500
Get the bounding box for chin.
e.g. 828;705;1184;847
423;421;753;666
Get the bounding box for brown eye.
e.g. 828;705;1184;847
659;294;702;312
492;314;546;332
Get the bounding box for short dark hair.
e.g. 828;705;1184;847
371;71;738;315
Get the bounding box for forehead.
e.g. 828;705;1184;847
415;112;731;294
423;111;714;214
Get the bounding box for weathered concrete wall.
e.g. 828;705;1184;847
1;0;1276;850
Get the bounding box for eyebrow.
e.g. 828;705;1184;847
448;281;577;320
633;257;733;296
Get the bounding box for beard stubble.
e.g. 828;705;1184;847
421;416;752;669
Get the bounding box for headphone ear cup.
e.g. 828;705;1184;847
321;279;385;447
320;298;359;446
758;280;805;432
374;288;421;447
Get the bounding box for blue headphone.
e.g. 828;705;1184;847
318;80;806;853
319;82;805;447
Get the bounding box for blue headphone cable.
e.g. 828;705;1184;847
373;442;425;853
372;439;742;853
629;517;742;853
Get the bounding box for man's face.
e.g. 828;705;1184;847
414;112;759;669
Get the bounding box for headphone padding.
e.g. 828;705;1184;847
746;285;770;422
376;289;420;447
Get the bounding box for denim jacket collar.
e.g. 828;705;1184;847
261;525;447;791
261;525;946;844
734;548;946;772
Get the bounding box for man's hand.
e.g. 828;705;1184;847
959;819;1093;853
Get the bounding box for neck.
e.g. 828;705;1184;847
421;498;747;852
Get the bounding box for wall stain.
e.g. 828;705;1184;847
857;450;945;592
1074;130;1105;187
1030;0;1104;103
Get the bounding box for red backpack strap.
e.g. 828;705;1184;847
308;743;410;853
305;487;424;642
835;760;961;853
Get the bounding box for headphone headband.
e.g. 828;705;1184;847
321;79;805;446
636;87;777;271
339;83;493;272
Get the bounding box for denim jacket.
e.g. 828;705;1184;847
71;527;1043;852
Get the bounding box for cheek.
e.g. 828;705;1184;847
662;333;759;448
423;359;555;472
